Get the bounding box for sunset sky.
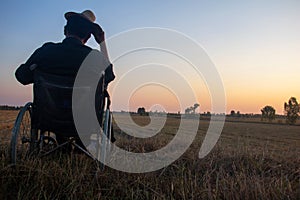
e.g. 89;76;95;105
0;1;299;114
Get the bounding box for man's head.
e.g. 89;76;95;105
64;10;96;44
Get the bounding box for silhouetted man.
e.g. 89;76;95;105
15;10;115;149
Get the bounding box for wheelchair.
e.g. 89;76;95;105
10;70;113;168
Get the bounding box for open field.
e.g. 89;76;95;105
0;110;299;199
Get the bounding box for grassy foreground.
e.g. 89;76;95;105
0;111;299;199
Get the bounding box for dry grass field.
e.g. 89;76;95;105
0;110;19;144
0;110;299;199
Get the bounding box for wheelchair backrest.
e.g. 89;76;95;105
32;70;105;135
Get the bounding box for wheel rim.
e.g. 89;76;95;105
10;103;33;164
19;109;31;158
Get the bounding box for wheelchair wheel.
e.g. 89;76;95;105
99;109;112;170
10;102;36;164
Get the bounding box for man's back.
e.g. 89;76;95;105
15;37;92;84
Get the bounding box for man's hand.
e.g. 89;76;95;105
92;23;105;44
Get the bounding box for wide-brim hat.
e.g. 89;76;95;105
64;10;96;23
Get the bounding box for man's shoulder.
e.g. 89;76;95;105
42;41;57;47
38;42;60;50
39;40;92;52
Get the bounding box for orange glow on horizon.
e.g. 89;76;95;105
129;84;181;113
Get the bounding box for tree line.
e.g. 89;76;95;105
260;97;299;124
0;105;21;110
135;97;300;125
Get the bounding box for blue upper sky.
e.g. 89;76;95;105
1;1;299;113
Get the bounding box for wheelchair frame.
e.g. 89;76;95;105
10;76;112;169
10;101;112;166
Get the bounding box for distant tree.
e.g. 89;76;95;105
261;105;276;122
185;107;191;114
236;111;241;117
185;103;200;114
230;110;235;116
137;107;146;116
193;103;200;114
284;97;299;124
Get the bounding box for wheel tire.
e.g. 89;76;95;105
10;102;35;164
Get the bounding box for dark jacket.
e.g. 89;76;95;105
15;37;116;142
15;37;115;85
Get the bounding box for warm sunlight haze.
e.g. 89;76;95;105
0;1;299;115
